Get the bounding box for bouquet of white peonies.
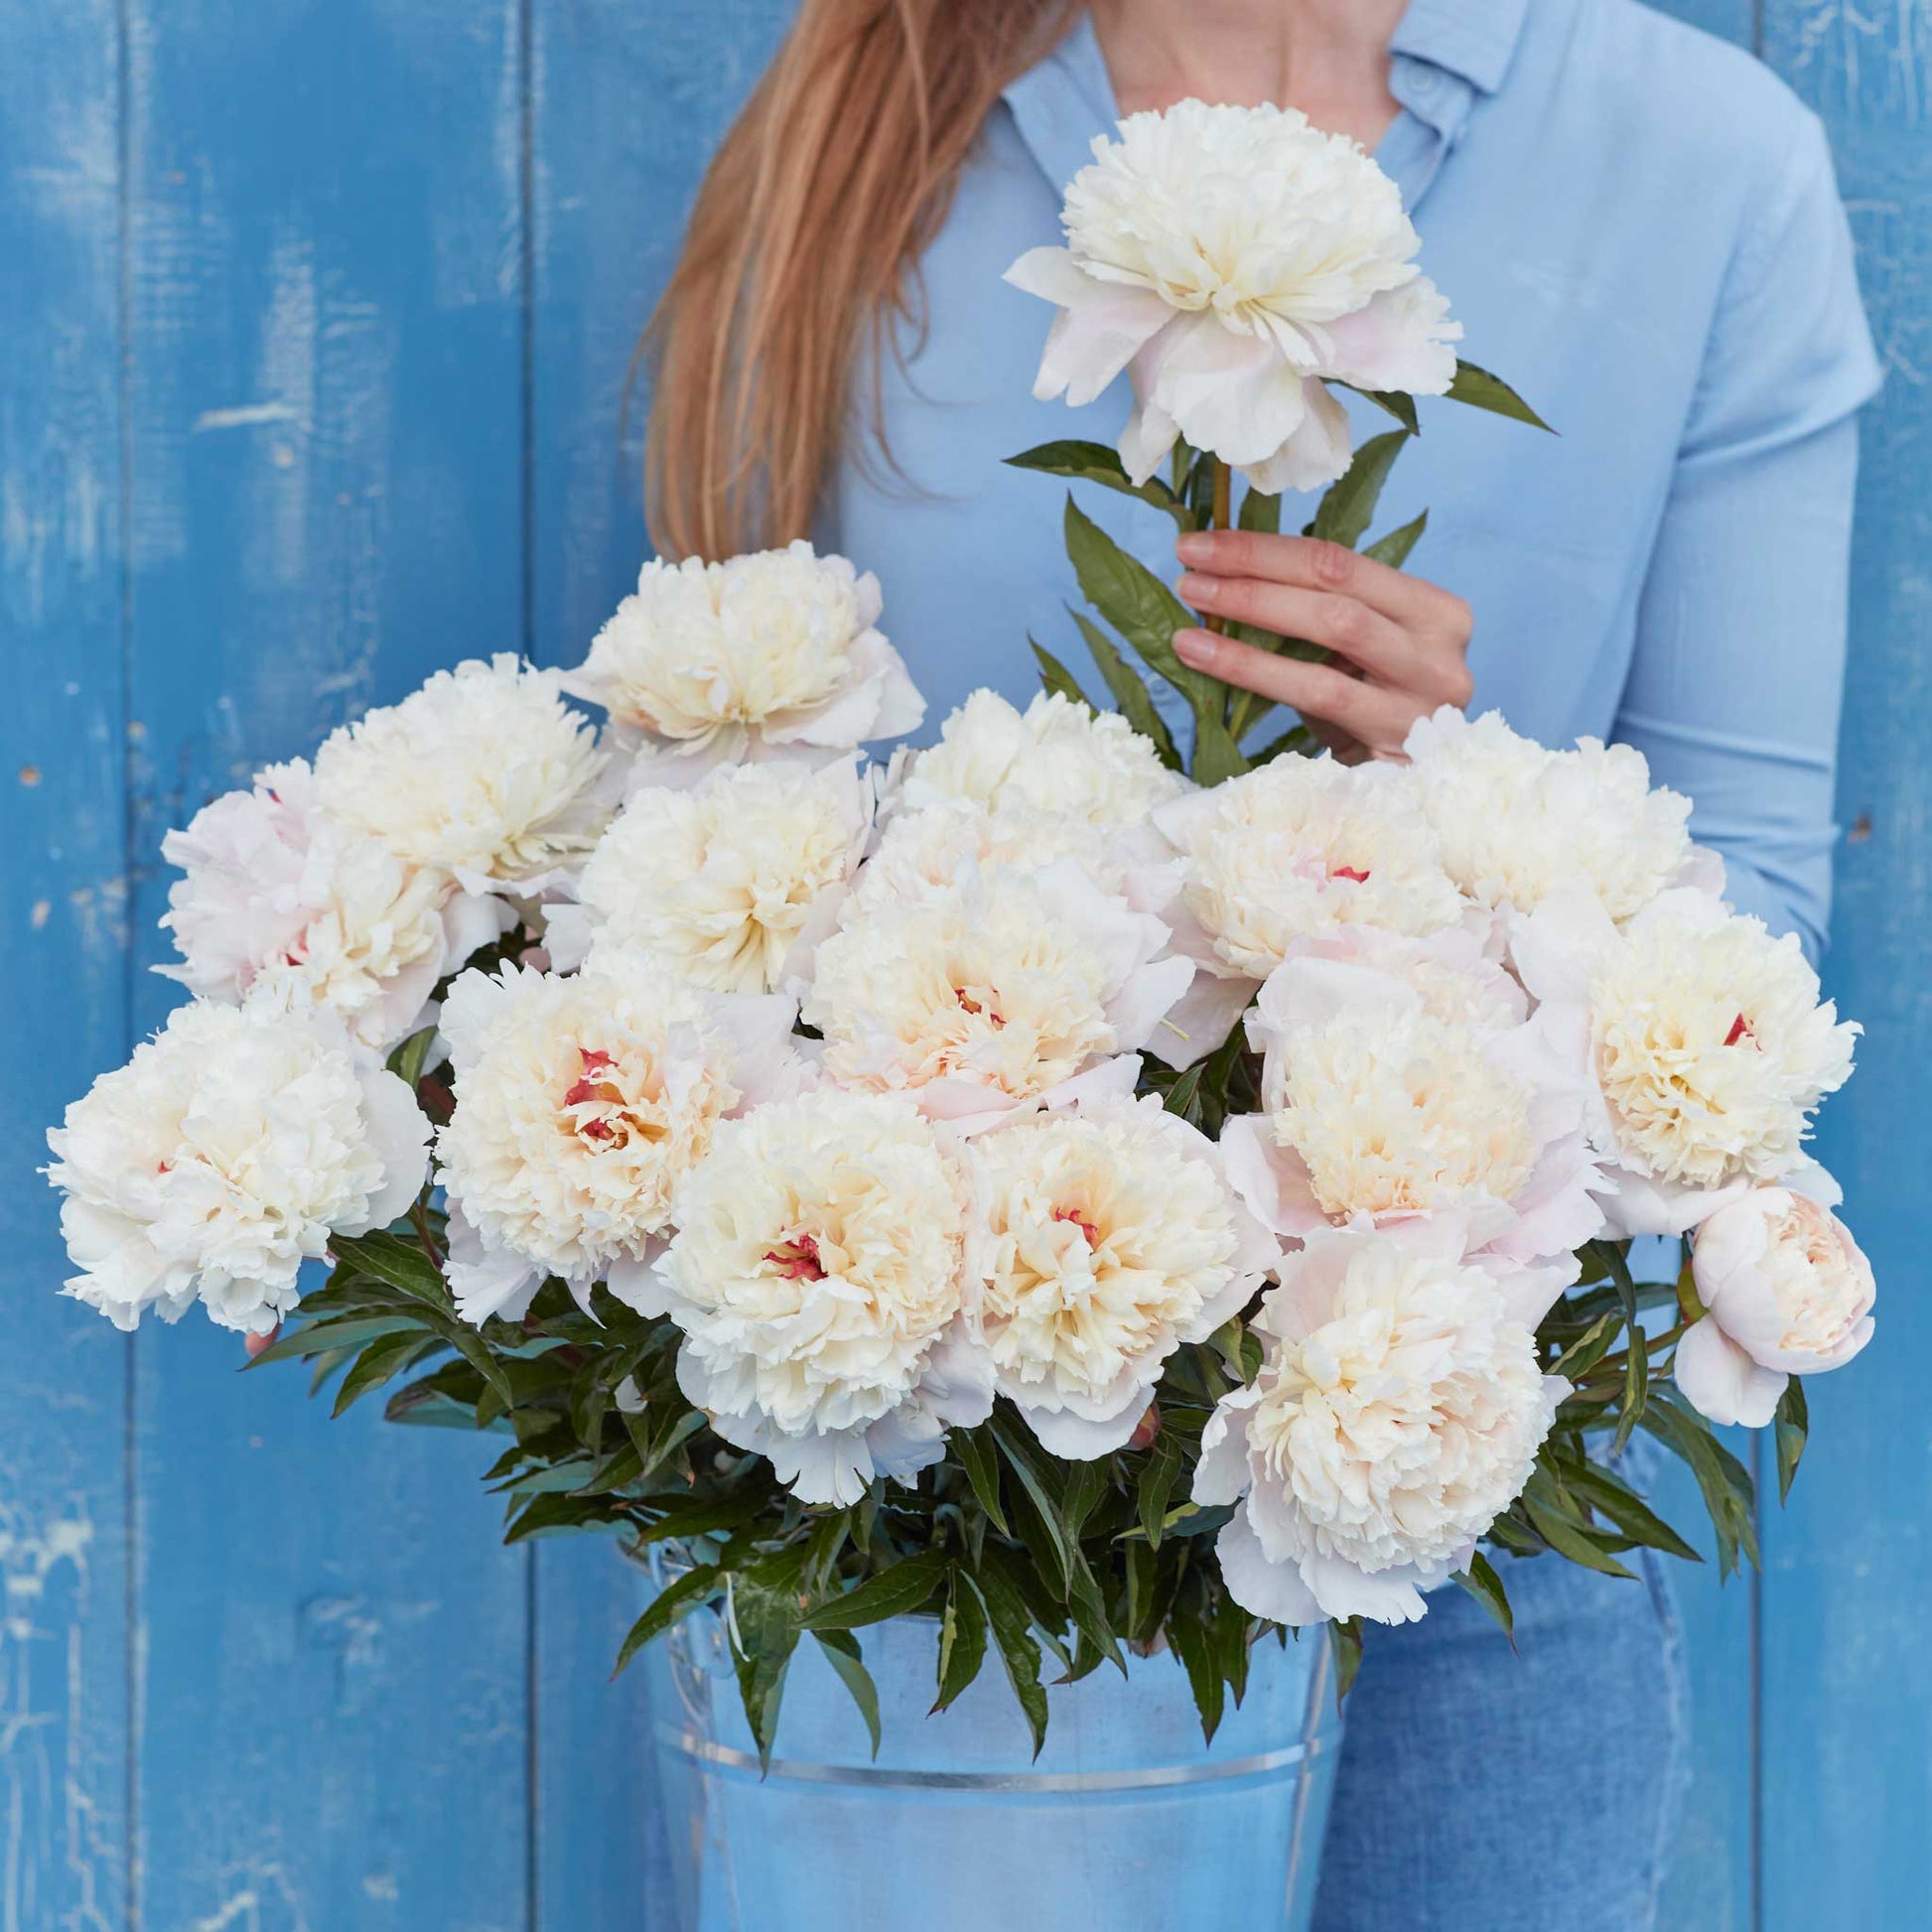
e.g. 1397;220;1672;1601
47;100;1872;1756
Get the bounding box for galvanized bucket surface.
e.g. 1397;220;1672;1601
639;1559;1340;1931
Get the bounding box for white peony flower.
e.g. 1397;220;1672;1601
435;951;801;1322
1512;885;1859;1235
46;1000;429;1335
312;654;611;888
159;760;509;1050
1677;1182;1874;1428
1149;754;1467;1064
1273;923;1527;1032
1405;708;1706;919
976;1093;1279;1457
641;1088;992;1506
547;756;872;993
802;860;1191;1133
560;541;924;785
1006;99;1459;494
897;690;1185;830
1195;1224;1564;1625
1221;951;1601;1296
157;760;320;1000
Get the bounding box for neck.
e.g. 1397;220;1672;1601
1090;0;1407;147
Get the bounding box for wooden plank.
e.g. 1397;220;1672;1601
1642;8;1762;1925
120;2;534;1923
526;5;790;1924
1757;6;1932;1926
0;5;133;1927
528;0;792;669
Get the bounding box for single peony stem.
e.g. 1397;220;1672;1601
1204;457;1233;634
410;1195;445;1272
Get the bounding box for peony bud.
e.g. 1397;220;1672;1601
1676;1185;1874;1428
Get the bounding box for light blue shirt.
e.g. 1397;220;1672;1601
823;0;1881;958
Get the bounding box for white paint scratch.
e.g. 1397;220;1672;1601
192;401;304;434
0;1500;113;1932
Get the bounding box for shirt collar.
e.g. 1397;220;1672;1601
1000;12;1119;216
1002;3;1529;218
1390;0;1531;95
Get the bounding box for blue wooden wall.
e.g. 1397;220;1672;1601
0;3;1923;1925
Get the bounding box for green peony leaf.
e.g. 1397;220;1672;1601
1445;359;1554;432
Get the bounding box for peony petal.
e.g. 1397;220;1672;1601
1141;315;1312;473
1674;1315;1787;1429
347;1067;433;1234
1006;249;1175;407
1297;1547;1431;1626
1237;379;1355;495
1318;277;1460;395
1143;964;1260;1070
1021;1398;1147;1460
1214;1512;1324;1627
444;1203;541;1326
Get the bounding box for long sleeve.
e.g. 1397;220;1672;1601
1613;110;1881;962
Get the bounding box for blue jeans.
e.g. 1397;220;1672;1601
1312;1546;1689;1931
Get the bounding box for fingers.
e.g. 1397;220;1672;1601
1176;527;1472;643
1173;627;1427;758
1177;569;1446;693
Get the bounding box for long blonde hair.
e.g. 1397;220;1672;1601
643;0;1078;560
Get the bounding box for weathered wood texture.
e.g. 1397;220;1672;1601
0;3;1922;1927
0;7;131;1929
1758;5;1932;1928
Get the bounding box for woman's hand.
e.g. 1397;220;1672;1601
1171;529;1474;759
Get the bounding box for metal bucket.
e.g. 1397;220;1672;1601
638;1555;1340;1931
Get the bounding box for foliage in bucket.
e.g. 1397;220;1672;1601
45;99;1872;1768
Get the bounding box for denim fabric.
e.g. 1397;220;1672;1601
1311;1547;1689;1932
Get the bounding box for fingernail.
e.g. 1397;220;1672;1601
1173;628;1217;667
1175;572;1212;602
1175;532;1212;562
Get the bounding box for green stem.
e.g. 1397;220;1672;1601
1203;458;1233;636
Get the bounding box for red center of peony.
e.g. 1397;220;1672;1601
1054;1205;1102;1247
763;1232;826;1283
564;1047;619;1109
565;1048;634;1147
956;988;1006;1028
1331;866;1371;885
1724;1014;1756;1048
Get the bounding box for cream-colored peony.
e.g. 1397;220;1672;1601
1149;754;1467;1064
1511;884;1859;1235
802;860;1191;1133
312;655;610;888
641;1088;992;1506
897;690;1186;830
851;795;1114;912
546;757;872;993
1195;1224;1565;1625
560;541;924;785
435;951;801;1322
46;1000;429;1335
1274;924;1527;1032
159;760;510;1050
1221;951;1601;1294
157;761;320;1000
1006;99;1459;493
976;1094;1279;1456
1677;1182;1874;1428
1405;708;1706;919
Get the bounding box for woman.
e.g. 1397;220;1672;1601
644;1;1879;1925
